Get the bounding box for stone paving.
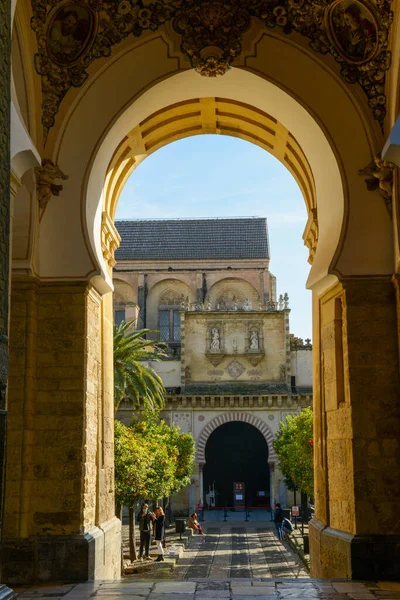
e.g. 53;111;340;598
13;579;400;600
13;522;400;600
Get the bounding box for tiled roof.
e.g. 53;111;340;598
114;218;269;261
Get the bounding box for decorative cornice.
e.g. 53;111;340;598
101;211;121;268
31;0;393;139
118;393;312;411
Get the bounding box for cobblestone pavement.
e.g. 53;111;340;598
160;525;309;580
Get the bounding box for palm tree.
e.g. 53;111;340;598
114;320;167;411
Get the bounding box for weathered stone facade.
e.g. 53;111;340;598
3;280;120;583
114;219;312;512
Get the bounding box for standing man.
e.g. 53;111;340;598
137;503;155;561
273;502;283;540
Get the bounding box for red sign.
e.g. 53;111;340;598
292;505;299;517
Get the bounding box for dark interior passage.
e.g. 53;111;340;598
203;421;270;508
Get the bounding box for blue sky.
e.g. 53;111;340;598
116;135;312;340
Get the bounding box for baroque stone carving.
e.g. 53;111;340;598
35;159;68;219
359;155;395;214
173;1;251;77
226;359;245;380
31;0;393;139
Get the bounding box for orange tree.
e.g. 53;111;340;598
114;411;195;560
273;407;314;497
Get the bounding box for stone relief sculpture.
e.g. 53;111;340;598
31;0;393;139
243;298;252;311
210;328;220;350
35;158;68;218
249;330;259;350
280;364;286;380
359;155;395;214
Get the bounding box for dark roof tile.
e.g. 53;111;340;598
115;218;269;261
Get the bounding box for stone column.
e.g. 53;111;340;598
0;0;14;596
3;279;121;584
309;277;400;580
268;461;275;509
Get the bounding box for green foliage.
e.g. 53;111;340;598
273;407;314;497
114;320;167;411
114;420;152;507
114;411;196;507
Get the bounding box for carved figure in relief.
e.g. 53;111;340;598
250;330;259;350
35;158;68;213
280;364;286;380
210;328;220;350
359;155;395;212
243;298;252;311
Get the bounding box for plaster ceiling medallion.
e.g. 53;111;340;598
31;0;393;139
226;359;245;380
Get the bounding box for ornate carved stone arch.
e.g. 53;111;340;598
196;412;277;464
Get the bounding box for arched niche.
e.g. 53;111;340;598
208;277;260;310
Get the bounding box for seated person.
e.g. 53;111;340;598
187;512;204;535
281;516;293;540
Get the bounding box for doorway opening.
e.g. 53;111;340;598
203;421;270;509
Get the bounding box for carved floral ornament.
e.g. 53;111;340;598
31;0;393;140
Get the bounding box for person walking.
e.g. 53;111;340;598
137;503;155;561
273;502;283;540
154;506;166;562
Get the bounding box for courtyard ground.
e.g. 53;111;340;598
12;517;400;600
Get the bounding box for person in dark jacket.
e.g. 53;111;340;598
137;503;155;560
273;503;283;539
154;506;165;562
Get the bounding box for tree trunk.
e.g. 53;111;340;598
129;506;137;562
116;503;122;519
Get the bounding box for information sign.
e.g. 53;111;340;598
292;505;299;517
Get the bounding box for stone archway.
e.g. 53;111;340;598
196;412;277;465
5;0;400;583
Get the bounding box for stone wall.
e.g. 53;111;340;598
3;279;120;583
310;278;400;580
183;311;287;385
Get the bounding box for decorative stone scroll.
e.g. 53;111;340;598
31;0;393;140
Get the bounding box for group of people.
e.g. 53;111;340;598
136;506;204;563
137;502;289;563
137;504;166;562
273;502;293;540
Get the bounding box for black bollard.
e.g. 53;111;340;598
223;507;228;522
